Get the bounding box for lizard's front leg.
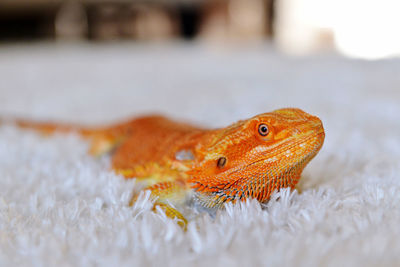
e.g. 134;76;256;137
129;180;190;229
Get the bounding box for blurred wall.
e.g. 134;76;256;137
2;0;399;59
275;0;400;59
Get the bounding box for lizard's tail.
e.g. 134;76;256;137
13;119;86;135
2;117;129;156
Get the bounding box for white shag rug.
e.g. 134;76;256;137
0;43;399;267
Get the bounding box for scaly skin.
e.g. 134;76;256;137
12;108;325;228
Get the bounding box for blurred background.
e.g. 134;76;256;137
1;0;400;59
0;0;399;126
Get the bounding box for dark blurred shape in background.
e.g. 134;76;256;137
0;0;274;42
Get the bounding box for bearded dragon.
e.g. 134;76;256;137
9;108;325;228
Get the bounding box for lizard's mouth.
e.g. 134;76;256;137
239;129;325;172
222;130;325;203
255;116;325;167
234;128;324;182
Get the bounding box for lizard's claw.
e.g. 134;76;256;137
153;202;188;230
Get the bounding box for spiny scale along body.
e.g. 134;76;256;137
12;108;325;228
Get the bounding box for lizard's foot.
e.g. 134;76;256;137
129;181;189;230
153;202;188;230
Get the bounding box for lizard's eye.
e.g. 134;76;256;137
217;157;227;168
258;124;269;136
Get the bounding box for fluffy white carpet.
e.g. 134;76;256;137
0;43;399;267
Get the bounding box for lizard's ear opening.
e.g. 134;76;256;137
217;157;227;168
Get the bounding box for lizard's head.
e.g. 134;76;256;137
188;108;325;208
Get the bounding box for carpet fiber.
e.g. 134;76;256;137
0;43;399;266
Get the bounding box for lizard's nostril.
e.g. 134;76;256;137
293;128;301;135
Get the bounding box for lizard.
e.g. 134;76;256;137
7;108;325;228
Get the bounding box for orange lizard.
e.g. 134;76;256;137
10;108;325;228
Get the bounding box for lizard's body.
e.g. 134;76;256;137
12;108;325;227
